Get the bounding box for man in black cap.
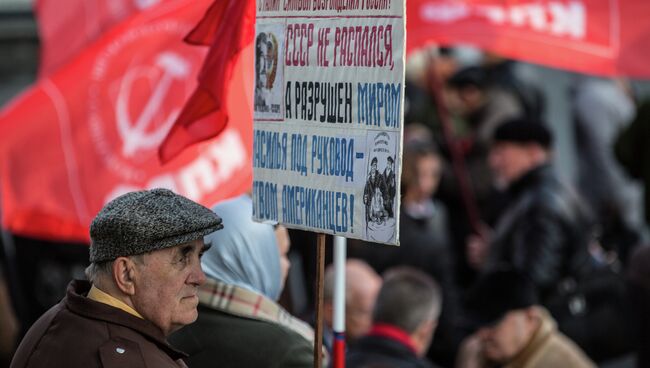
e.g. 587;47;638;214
467;118;593;301
11;189;223;368
457;269;594;368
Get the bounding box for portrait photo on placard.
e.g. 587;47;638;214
254;23;284;120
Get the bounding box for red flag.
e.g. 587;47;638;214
0;0;253;242
34;0;166;76
408;0;650;78
158;0;256;162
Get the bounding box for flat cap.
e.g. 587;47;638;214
89;188;223;263
492;118;553;149
466;268;538;328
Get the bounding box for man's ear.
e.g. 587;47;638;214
418;319;437;338
112;257;138;296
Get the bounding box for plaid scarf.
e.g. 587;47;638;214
198;278;316;345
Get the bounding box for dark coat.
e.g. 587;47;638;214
615;99;650;225
347;334;436;368
11;280;187;368
170;305;313;368
486;164;593;300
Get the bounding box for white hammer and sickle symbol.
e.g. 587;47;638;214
116;52;190;157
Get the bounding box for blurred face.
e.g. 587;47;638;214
275;225;291;290
478;310;537;363
346;278;382;339
131;239;207;336
416;154;442;199
406;153;442;201
489;142;539;187
447;85;484;117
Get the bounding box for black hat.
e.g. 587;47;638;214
492;118;553;149
448;66;487;89
466;268;538;327
89;188;223;263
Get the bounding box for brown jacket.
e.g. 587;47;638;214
457;309;595;368
505;309;595;368
11;280;188;368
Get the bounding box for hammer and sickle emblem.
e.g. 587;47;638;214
116;52;190;158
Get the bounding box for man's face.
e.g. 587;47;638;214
447;85;484;117
489;142;538;187
478;310;535;363
257;41;269;88
415;154;442;199
346;280;381;340
131;239;207;336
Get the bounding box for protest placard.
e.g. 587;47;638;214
252;0;405;245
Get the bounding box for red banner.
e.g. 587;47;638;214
0;0;253;242
35;0;169;76
408;0;650;78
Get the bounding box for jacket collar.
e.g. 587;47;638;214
368;323;418;355
507;163;552;198
64;280;187;360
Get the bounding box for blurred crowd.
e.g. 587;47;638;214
2;46;650;368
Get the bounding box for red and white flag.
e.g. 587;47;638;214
0;0;253;242
408;0;650;78
35;0;167;76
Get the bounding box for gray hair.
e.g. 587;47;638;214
373;267;442;333
84;254;146;285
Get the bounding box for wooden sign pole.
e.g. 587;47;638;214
314;233;326;368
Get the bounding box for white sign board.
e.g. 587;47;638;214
252;0;405;245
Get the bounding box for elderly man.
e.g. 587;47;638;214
457;269;595;368
10;189;223;368
323;259;382;351
347;267;443;368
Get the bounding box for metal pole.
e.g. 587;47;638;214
314;233;326;368
332;236;346;368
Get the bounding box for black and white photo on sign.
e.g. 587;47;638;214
254;23;284;120
363;131;398;243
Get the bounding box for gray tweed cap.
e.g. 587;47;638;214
89;188;223;263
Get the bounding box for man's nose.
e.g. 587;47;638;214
189;261;207;286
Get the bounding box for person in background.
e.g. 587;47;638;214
615;100;650;227
469;118;592;301
170;195;316;368
323;259;382;351
349;138;460;366
11;188;224;368
457;268;595;368
347;267;443;368
573;77;644;263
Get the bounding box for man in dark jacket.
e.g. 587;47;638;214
471;118;593;302
347;267;442;368
10;189;224;368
